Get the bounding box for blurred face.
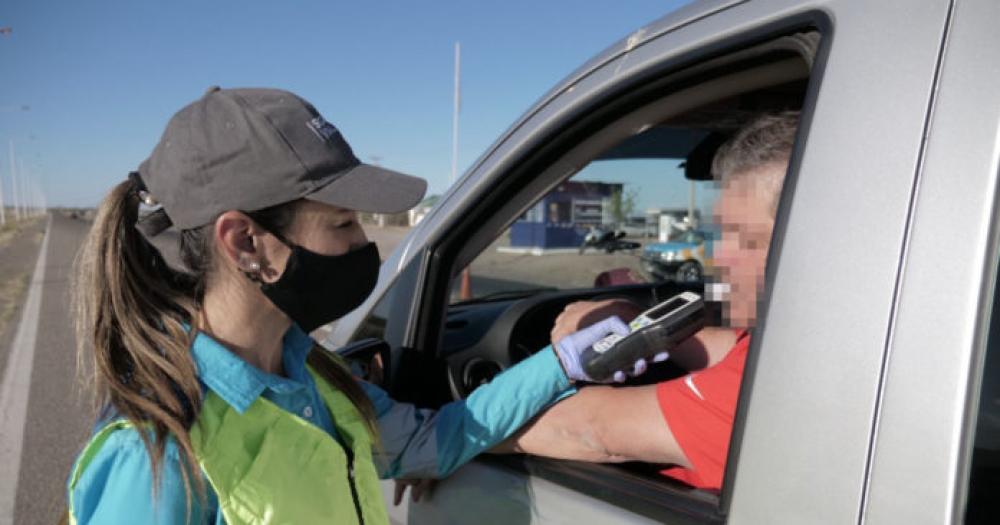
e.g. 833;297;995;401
711;161;785;327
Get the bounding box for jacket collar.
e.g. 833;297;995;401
190;324;316;413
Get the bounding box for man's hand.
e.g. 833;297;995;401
551;299;644;344
393;478;435;505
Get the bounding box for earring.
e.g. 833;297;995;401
239;257;264;284
239;254;261;274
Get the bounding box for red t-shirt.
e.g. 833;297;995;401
656;330;750;491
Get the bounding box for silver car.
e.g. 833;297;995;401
326;0;1000;522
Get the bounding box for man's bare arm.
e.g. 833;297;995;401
496;299;738;466
492;384;691;468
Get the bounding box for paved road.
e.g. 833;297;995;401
0;213;91;525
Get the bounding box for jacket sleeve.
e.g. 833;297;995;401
362;347;574;479
67;428;220;525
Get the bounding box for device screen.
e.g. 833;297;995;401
644;296;690;320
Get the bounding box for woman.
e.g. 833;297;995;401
66;87;641;524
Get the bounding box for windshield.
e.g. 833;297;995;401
672;230;705;243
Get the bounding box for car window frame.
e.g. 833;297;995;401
395;16;832;523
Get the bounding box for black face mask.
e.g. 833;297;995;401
257;239;380;333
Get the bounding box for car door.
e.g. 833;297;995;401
328;0;953;523
858;0;1000;522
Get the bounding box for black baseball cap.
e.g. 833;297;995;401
133;86;426;271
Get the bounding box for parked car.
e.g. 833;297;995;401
641;229;710;283
326;0;1000;522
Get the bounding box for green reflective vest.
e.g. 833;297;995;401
68;367;388;525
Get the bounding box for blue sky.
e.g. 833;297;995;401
0;0;694;208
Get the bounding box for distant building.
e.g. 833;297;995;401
509;181;622;251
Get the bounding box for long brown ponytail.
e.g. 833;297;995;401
73;180;378;516
73;178;204;512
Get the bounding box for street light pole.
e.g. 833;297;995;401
0;142;7;226
36;183;44;217
2;29;22;224
451;42;474;299
18;158;28;219
451;41;461;186
20;160;31;218
10;142;20;221
369;155;386;227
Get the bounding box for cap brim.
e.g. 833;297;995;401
306;163;427;214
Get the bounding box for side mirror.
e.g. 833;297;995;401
337;338;391;386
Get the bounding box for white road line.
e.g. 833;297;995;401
0;216;51;525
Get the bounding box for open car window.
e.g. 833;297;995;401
450;135;721;305
406;28;823;523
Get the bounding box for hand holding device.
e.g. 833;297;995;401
553;317;664;383
579;292;705;382
553;316;638;383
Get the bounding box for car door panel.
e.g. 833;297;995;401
384;461;666;525
727;0;951;521
412;1;948;521
862;0;1000;522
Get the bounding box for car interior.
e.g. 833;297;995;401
349;27;823;521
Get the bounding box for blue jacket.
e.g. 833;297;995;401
67;325;573;524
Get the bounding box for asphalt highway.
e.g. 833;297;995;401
0;213;91;525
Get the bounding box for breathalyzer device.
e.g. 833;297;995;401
580;291;705;382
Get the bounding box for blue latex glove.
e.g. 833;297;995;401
553;316;669;383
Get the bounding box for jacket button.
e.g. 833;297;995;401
303;405;314;418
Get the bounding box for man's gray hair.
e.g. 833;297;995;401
711;110;800;180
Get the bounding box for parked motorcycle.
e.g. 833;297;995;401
578;227;642;254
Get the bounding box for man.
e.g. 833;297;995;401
493;111;799;491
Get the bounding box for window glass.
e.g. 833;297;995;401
350;249;423;345
450;137;721;304
351;286;391;342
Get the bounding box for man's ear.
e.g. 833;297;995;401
214;211;260;272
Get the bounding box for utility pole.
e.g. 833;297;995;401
31;181;41;218
2;28;15;224
36;183;44;217
10;142;20;221
452;42;474;300
0;142;6;226
19;160;27;218
451;41;461;185
18;158;28;219
20;160;31;218
688;180;697;229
